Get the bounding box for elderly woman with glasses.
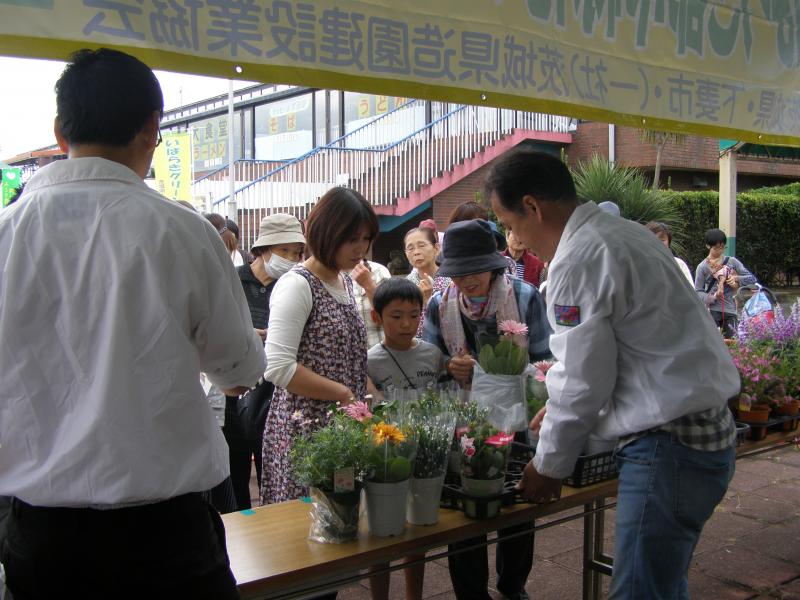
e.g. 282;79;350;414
404;221;452;336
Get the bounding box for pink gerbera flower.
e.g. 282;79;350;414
498;320;529;336
342;400;373;422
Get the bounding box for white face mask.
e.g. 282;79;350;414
265;253;297;279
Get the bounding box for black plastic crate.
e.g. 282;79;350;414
441;481;519;519
563;451;618;487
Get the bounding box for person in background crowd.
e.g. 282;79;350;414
423;219;551;600
503;229;545;287
598;200;621;216
226;218;251;266
261;188;379;509
646;221;693;285
695;228;756;338
0;48;265;600
367;277;447;394
419;218;443;245
225;213;306;509
446;201;507;251
352;258;392;348
176;199;196;211
404;221;452;336
488;149;738;600
204;212;239;264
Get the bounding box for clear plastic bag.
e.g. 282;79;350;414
471;363;529;432
307;485;362;544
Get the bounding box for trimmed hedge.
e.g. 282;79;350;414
662;189;800;286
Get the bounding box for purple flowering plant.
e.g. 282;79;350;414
733;300;800;409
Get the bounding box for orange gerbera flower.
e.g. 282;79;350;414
372;421;405;445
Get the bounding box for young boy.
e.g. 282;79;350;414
367;277;446;394
365;277;446;600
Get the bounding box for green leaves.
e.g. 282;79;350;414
572;156;686;256
665;187;800;287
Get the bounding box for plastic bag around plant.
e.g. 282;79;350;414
471;363;531;433
307;485;362;543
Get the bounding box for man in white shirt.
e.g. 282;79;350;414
487;150;738;599
0;49;265;600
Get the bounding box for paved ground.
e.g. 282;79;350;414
251;442;800;599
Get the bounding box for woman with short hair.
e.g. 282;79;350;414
260;188;379;505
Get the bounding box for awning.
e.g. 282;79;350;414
1;1;798;146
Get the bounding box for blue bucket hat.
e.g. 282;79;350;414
437;219;510;278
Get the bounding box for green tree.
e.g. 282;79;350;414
572;154;687;256
640;129;687;190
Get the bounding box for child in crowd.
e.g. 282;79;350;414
365;277;446;600
368;277;446;394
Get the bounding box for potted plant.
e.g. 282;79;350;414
731;301;800;433
446;396;488;476
472;320;531;433
361;404;417;537
290;410;370;543
406;406;456;525
458;415;514;496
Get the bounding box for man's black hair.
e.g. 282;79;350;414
55;48;164;146
373;277;424;315
484;149;577;214
705;228;727;247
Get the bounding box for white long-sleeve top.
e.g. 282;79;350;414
534;202;739;479
265;270;353;388
0;158;266;507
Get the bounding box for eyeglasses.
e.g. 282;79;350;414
405;242;433;253
155;130;163;147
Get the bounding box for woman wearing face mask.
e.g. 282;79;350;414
225;213;305;510
261;188;379;509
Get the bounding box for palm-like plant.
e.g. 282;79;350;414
640;129;687;190
571;155;688;257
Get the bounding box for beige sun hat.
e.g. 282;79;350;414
251;213;306;252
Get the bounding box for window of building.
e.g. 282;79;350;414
254;93;313;160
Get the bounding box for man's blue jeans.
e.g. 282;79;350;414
608;432;735;599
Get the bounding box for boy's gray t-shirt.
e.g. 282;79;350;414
367;340;446;391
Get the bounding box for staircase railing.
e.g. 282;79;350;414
209;104;573;249
192;99;424;209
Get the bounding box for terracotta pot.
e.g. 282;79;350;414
775;400;800;417
738;405;771;424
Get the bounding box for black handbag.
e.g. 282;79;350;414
235;379;274;445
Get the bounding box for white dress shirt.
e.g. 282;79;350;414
0;158;266;507
534;202;740;479
265;270;353;388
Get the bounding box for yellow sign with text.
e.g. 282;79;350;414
0;1;798;145
153;132;192;202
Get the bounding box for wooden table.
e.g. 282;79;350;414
223;429;799;600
